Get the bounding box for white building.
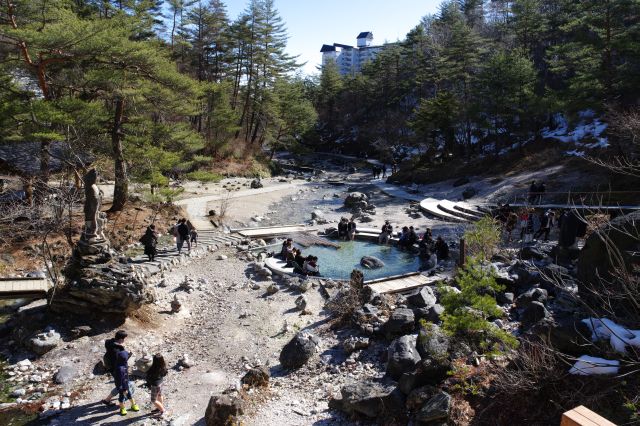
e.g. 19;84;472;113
320;32;385;76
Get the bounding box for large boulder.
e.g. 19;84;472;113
515;287;548;309
329;380;405;419
241;366;270;388
279;332;318;369
406;286;437;309
519;246;546;261
577;211;640;314
360;256;385;269
532;319;593;356
416;323;450;363
384;308;415;339
344;192;368;208
386;335;421;380
205;395;244;426
416;391;452;424
27;329;61;355
250;178;263;189
521;301;550;328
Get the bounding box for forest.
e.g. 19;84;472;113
0;0;316;211
314;0;640;165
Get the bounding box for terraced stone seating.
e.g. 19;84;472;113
419;198;487;223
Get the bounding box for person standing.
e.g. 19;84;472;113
378;220;393;244
434;236;449;260
146;354;168;417
337;218;348;240
141;225;158;262
176;219;190;253
114;348;139;416
381;164;387;178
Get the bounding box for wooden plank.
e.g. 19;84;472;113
561;406;616;426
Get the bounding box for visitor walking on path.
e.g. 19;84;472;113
140;225;158;262
102;331;126;407
146;354;168;418
176;218;190;253
113;348;139;416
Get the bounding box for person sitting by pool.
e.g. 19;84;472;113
398;226;410;249
280;238;293;260
407;226;418;247
347;218;357;241
303;255;320;276
378;220;393;244
434;236;449;261
337;218;349;240
422;228;434;246
289;248;306;273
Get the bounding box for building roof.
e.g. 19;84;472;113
333;43;354;49
0;141;93;177
320;44;336;52
357;32;373;39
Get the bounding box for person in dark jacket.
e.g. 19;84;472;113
347;218;357;241
146;354;168;417
114;349;139;416
434;236;449;260
337;218;349;240
102;330;127;406
176;218;190;253
141;225;158;261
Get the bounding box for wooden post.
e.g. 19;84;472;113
560;406;616;426
459;238;466;267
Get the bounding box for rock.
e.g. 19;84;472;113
311;210;325;220
26;271;46;279
384;308;415;338
208;209;217;217
28;330;61;355
386;335;421;380
406;286;437;309
70;325;92;339
521;301;550;327
54;365;77;385
178;354;193;369
134;355;153;374
462;187;477;200
406;385;438;411
508;262;539;287
241;366;270;388
217;254;228;260
279;332;317;369
497;292;515;305
416;391;451;423
171;295;182;313
344;192;368;208
10;388;26;397
266;283;279;295
452;177;470;187
416;323;450;362
533;319;592;356
330;380;404;419
250;179;263;189
520;246;546;261
205;395;244;426
360;256;385;269
295;295;307;311
343;337;370;353
515;287;548;309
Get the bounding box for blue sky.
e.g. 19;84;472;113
222;0;443;75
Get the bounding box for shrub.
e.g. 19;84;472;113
464;216;501;260
186;170;223;183
439;257;518;354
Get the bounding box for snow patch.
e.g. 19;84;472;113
569;355;619;375
582;317;640;354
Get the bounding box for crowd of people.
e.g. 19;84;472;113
377;220;450;264
497;204;557;243
101;331;167;417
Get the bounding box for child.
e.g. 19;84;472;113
115;349;139;416
146;354;168;417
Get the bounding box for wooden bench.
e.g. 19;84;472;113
561;406;616;426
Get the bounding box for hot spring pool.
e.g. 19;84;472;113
294;240;422;280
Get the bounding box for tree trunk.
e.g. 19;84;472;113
109;97;127;212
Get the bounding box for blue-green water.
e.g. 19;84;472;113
296;240;421;280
